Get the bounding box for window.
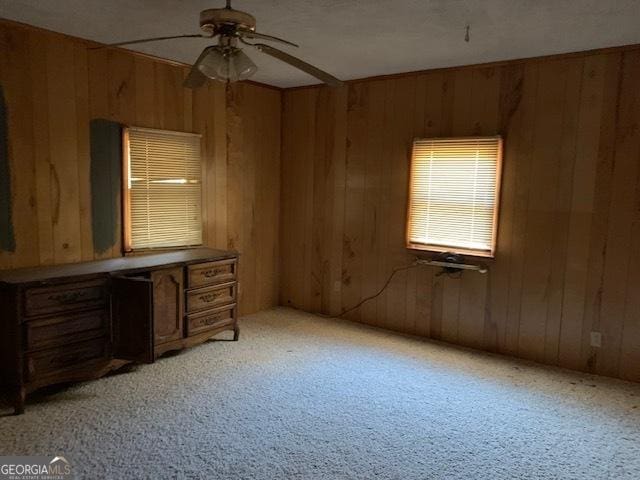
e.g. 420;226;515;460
123;127;203;251
406;136;503;258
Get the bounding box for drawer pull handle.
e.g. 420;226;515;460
190;310;233;331
199;291;224;303
202;268;227;278
199;314;223;326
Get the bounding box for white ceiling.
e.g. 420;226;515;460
2;0;640;88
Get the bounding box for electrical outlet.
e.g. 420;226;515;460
590;331;602;348
333;281;341;292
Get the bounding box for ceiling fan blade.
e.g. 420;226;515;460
238;30;299;48
183;47;212;89
253;43;343;87
92;34;208;49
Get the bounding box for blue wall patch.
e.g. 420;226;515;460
0;85;16;253
90;119;122;254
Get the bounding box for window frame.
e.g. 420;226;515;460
122;126;204;254
405;135;504;259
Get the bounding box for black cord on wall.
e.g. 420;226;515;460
286;263;420;319
287;254;480;319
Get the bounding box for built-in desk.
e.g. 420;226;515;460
0;248;239;414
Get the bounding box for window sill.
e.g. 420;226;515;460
407;244;495;261
408;247;492;274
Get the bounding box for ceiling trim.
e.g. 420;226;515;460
0;18;283;92
3;17;640;94
285;41;640;92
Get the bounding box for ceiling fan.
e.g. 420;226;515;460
99;0;343;88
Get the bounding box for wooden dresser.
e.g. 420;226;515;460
0;248;239;414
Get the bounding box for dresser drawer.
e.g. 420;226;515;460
24;338;109;382
24;279;108;317
187;259;237;288
186;282;236;313
187;303;236;336
24;309;109;351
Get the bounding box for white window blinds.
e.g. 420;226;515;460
124;127;203;251
406;136;502;257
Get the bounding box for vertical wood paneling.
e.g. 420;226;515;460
260;87;282;309
360;80;386;325
252;85;281;310
279;86;349;314
518;60;569;363
503;63;539;356
226;83;249;310
542;58;583;366
27;31;54;267
133;57;157;128
301;91;316;310
74;43;93;262
0;26;39;270
212;83;228;249
47;36;83;265
328;88;349;315
579;53;622;374
382;77;415;332
374;80;395;329
558;54;608;371
3;19;640;382
596;50;640;377
621;188;640;381
281;46;640;382
341;82;368;321
227;83;281;314
279;91;298;308
0;20;281;316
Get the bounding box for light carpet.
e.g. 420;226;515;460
1;307;639;479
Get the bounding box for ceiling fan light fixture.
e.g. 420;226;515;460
104;2;343;88
197;46;257;83
231;50;259;81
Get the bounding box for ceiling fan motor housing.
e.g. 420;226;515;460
200;8;256;34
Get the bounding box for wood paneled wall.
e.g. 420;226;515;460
3;19;640;382
280;47;640;382
226;83;281;314
0;20;281;314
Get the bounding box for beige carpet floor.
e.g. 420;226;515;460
1;307;639;479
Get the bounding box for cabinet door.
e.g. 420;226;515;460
151;267;184;345
112;276;154;364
